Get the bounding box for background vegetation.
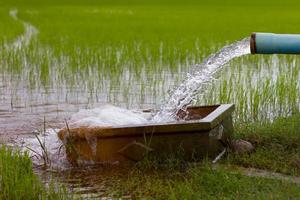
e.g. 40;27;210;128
0;0;299;199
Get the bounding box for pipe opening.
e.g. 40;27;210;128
250;33;256;54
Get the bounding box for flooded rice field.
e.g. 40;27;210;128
1;3;300;198
1;47;299;140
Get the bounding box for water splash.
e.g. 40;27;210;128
17;105;152;169
153;38;251;122
68;105;150;128
17;129;69;169
16;38;251;169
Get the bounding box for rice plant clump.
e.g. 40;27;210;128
0;145;70;200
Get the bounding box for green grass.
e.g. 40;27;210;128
225;113;300;175
109;164;300;199
0;145;71;200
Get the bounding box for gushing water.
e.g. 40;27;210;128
68;105;150;128
18;129;69;169
18;105;151;168
18;38;251;169
152;38;251;122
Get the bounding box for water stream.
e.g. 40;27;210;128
17;37;251;170
153;38;251;122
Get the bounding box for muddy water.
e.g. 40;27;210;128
0;10;143;197
35;164;131;198
0;101;104;139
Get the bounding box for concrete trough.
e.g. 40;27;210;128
58;104;235;165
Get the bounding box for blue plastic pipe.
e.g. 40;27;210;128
250;32;300;54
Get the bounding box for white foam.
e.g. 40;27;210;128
18;128;69;169
69;105;150;128
17;105;152;169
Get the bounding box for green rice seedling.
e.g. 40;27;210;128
0;145;71;200
1;1;299;121
200;55;300;123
